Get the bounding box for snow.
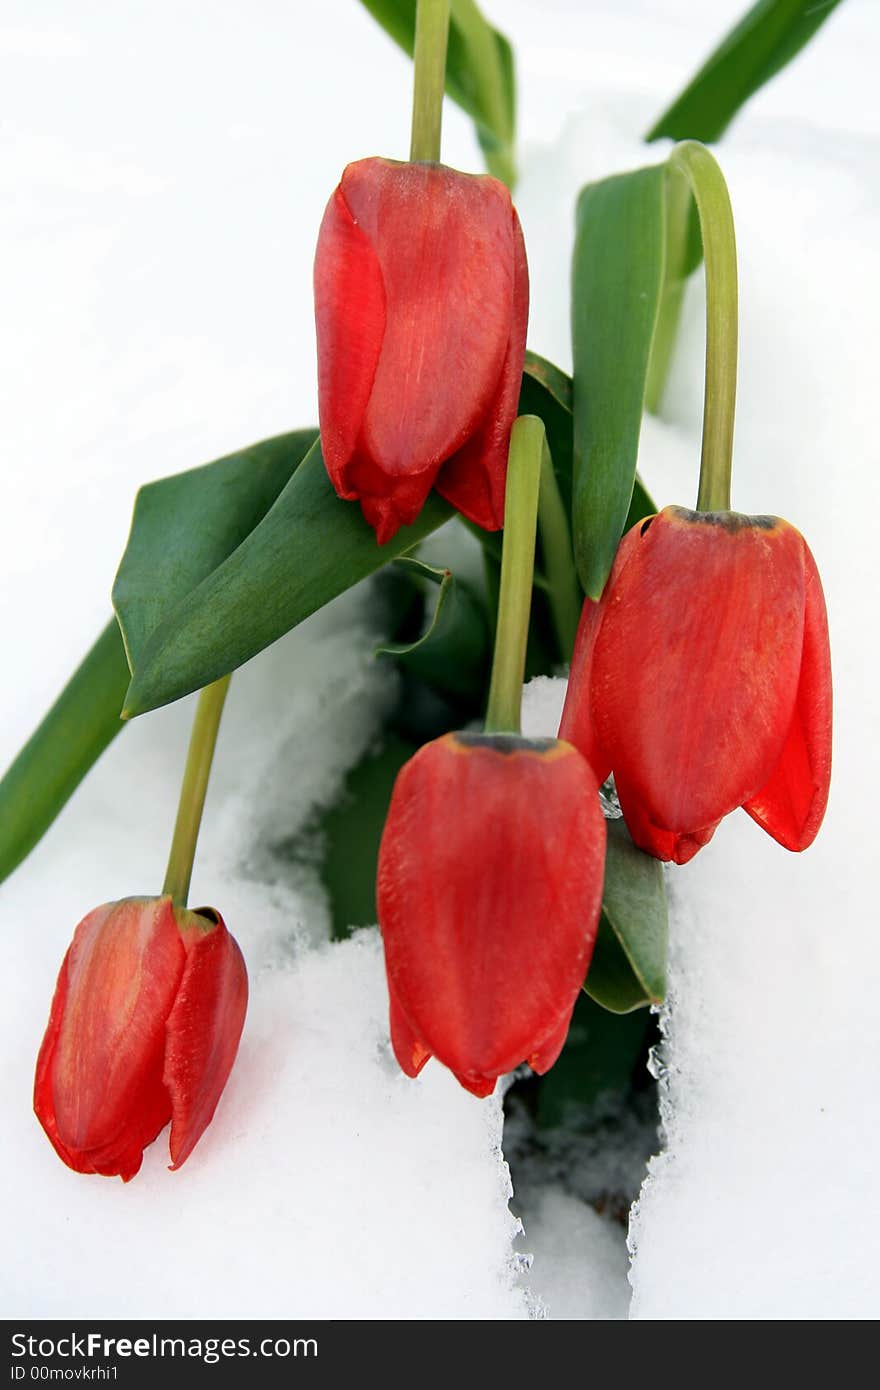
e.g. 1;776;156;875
2;0;879;1321
518;1189;630;1321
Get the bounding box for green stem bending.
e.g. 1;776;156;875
484;416;544;735
163;676;231;907
667;140;738;512
537;440;582;662
410;0;451;162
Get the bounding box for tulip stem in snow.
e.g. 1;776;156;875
163;676;231;907
484;415;544;735
667;141;738;513
538;439;582;661
410;0;451;162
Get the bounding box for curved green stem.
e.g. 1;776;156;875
163;676;230;906
484;416;544;734
537;439;582;661
410;0;451;162
667;141;738;512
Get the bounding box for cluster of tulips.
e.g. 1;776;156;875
33;68;831;1182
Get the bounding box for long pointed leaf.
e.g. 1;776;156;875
114;430;317;672
572;164;667;598
0;620;129;884
122;441;453;716
647;0;844;144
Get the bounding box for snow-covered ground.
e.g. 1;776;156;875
2;0;878;1319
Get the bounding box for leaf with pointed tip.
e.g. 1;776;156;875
121;439;454;716
572;164;667;599
647;0;844;145
377;557;489;700
0;620;129;884
114;430;317;673
585;818;668;1013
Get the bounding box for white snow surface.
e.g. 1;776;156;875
2;0;879;1320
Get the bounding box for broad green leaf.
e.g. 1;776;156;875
572;164;667;598
0;620;129;884
377;557;489;700
114;430;317;672
647;0;844;144
358;0;517;185
122;440;453;717
585;818;668;1014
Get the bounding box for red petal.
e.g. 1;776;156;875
33;950;88;1174
558;521;645;781
314;180;386;497
343;451;439;545
592;508;807;837
614;767;720;864
342;159;514;477
527;1004;576;1075
435;206;529;529
743;537;832;850
377;733;605;1089
34;898;184;1180
165;908;248;1170
388;985;432;1078
452;1071;497;1099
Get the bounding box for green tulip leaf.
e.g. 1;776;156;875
121;439;454;717
114;430;317;673
572;163;667;598
647;0;844;145
358;0;517;186
585;817;668;1014
377;557;490;700
0;620;130;884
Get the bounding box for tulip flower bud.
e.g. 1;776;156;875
560;506;832;864
377;731;606;1097
34;896;247;1180
314;157;529;544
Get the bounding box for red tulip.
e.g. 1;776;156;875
314;157;529;544
34;896;247;1180
560;506;832;864
377;732;606;1097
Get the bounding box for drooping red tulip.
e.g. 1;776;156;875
314;157;529;544
377;731;606;1097
34;896;248;1180
560;505;832;864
